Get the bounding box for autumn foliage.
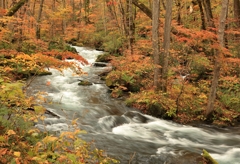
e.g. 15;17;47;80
0;0;240;162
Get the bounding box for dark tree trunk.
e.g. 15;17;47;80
36;0;44;39
202;0;215;28
132;0;152;19
197;0;206;30
234;0;240;27
5;0;28;16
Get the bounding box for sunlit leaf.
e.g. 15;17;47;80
42;136;58;143
34;106;46;114
13;151;21;157
7;130;16;135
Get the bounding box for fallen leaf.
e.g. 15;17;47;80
14;151;21;157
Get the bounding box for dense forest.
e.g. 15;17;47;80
0;0;239;163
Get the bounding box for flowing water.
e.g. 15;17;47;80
27;46;240;164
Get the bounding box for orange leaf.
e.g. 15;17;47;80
46;81;51;86
0;148;8;156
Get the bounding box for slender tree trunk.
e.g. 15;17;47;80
77;0;83;41
128;0;134;54
84;0;90;24
50;0;56;38
152;0;160;90
71;0;75;21
132;0;152;19
36;0;44;39
118;0;128;36
197;0;206;30
62;0;66;34
234;0;240;27
175;0;181;25
202;0;215;28
161;0;173;92
103;0;107;36
206;0;229;119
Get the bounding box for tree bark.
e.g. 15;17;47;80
234;0;240;27
202;0;215;28
161;0;173;92
36;0;44;39
197;0;206;30
5;0;28;16
206;0;229;120
128;0;134;54
62;0;66;34
132;0;152;19
152;0;160;90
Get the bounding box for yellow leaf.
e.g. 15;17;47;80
42;136;58;143
14;151;21;157
34;106;46;114
27;129;39;134
7;130;16;135
71;118;79;125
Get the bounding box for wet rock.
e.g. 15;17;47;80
95;53;112;62
147;103;171;119
92;62;108;67
123;111;150;123
78;80;93;86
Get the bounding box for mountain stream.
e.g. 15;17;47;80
27;46;240;164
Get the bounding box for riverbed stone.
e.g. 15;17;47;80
78;80;92;86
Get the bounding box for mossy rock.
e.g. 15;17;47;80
37;71;52;76
147;103;167;118
78;80;92;86
92;62;108;67
95;53;111;62
64;45;77;53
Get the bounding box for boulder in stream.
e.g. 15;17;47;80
78;80;93;86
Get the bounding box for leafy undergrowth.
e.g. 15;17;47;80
0;49;88;80
0;50;118;163
106;40;240;127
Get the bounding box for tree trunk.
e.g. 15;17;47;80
5;0;28;16
84;0;90;23
202;0;215;28
71;0;75;21
234;0;240;27
197;0;206;30
36;0;44;39
132;0;152;19
175;0;181;25
152;0;160;90
206;0;229;120
118;0;128;36
128;0;134;54
161;0;173;92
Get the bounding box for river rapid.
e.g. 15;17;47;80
27;46;240;164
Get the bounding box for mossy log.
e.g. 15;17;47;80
202;149;218;164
